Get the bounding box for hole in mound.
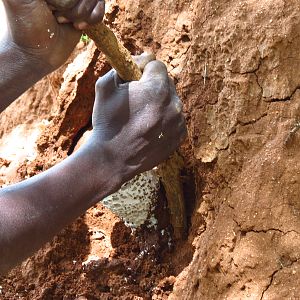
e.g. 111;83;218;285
181;168;197;233
240;231;247;238
123;40;142;55
193;279;200;290
180;34;191;43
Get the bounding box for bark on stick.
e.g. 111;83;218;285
86;24;142;81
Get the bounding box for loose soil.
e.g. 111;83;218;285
1;0;300;299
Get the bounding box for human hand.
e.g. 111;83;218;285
91;54;187;182
2;0;105;72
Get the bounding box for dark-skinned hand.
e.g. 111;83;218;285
2;0;105;72
91;54;187;183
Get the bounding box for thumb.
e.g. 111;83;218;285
140;60;169;83
133;53;156;73
95;69;119;102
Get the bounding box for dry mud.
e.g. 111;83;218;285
1;0;300;299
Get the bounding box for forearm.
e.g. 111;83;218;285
0;136;124;274
0;36;50;111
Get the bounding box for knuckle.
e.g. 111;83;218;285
144;112;160;129
157;78;169;93
143;60;168;78
152;60;167;71
89;13;103;24
89;1;105;24
95;70;115;89
151;78;170;101
76;7;90;19
95;77;104;89
64;0;94;20
169;103;184;121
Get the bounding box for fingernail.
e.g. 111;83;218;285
76;22;89;30
57;16;70;23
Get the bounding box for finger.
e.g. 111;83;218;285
88;0;105;24
162;104;184;135
113;54;156;88
140;60;168;83
172;111;188;144
65;0;105;29
169;77;183;113
133;53;156;72
56;0;96;20
57;0;104;26
140;61;170;103
73;21;89;30
95;69;119;101
167;119;187;152
56;15;71;24
72;0;98;20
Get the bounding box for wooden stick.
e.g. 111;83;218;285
86;24;142;81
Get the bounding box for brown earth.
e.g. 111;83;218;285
1;0;300;299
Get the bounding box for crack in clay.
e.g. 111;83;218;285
260;259;300;300
230;208;300;237
231;207;300;299
244;228;283;235
260;268;281;300
237;112;268;127
254;71;263;95
265;86;300;103
228;55;263;76
236;225;299;237
225;72;267;140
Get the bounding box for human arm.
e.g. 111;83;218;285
0;137;122;274
0;0;105;110
0;58;187;274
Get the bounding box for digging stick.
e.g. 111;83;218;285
47;0;187;239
